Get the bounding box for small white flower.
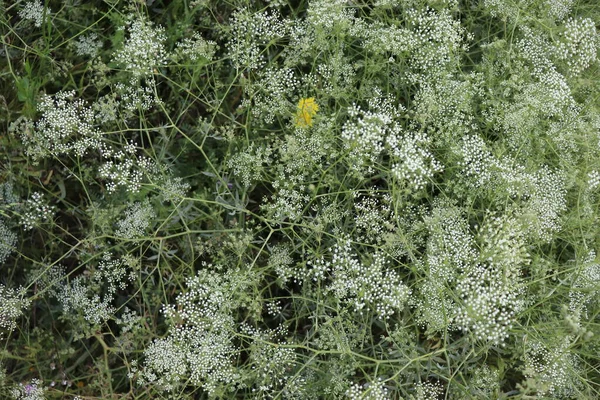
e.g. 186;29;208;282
116;199;156;239
74;33;103;58
18;0;50;28
112;17;167;78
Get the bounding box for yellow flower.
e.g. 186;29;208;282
295;97;319;128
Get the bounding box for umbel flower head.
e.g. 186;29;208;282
295;97;319;128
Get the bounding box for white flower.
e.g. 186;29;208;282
174;33;217;61
524;338;581;397
18;0;50;28
0;285;30;340
116;199;156;239
112;17;167;78
0;218;17;264
227;8;289;70
311;238;411;319
587;170;600;190
556;17;597;76
11;91;103;162
74;33;103;58
20;192;55;231
10;378;46;400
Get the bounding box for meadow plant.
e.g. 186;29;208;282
112;16;167;78
0;285;30;341
17;1;49;28
1;0;600;399
73;34;103;58
0;218;17;264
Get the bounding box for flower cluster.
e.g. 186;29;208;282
268;243;303;284
477;160;568;242
416;201;475;332
227;8;289;70
482;0;520;20
421;203;528;344
568;250;600;321
342;96;398;167
482;30;581;163
74;33;103;58
413;78;479;140
469;365;500;397
0;218;17;264
113;78;162;114
388;130;443;191
414;381;444;400
415;276;456;333
59;253;133;336
313;51;356;98
341;92;442;188
61;276;115;327
405;7;470;80
115;199;156;239
116;307;142;334
241;323;297;394
228;144;273;187
0;181;19;206
18;0;49;28
358;19;415;58
139;266;262;394
158;176;191;203
20;192;55;231
518;30;576;117
244;66;300;125
353;191;396;245
139;326;239;394
588;170;600;191
261;118;343;225
9;378;46;400
456;134;495;189
310;239;411;319
174;32;217;62
550;1;578;20
522;166;567;242
257;121;337;224
262;186;310;223
10;91;102;162
277;126;332;185
424;200;477;280
477;211;529;273
112;17;167;78
295;97;319;128
0;285;30;340
307;0;354;35
523;338;581;397
555;17;597;76
98;148;158;194
454;262;523;345
346;378;389;400
94;252;131;296
449;211;529;344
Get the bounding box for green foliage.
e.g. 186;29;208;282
1;0;599;399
